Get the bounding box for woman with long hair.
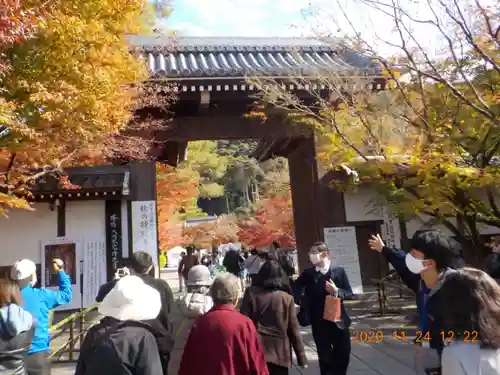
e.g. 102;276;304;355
0;278;34;375
441;267;500;375
240;260;307;375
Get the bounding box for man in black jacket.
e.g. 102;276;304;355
95;252;174;375
294;242;354;375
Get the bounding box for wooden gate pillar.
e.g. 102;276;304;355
288;137;322;271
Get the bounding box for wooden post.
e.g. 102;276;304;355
288;137;322;271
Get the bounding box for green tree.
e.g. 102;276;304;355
182;140;229;198
255;0;499;259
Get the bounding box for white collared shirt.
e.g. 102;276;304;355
315;260;331;275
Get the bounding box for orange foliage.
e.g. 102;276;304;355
156;163;199;250
238;193;295;248
183;214;240;249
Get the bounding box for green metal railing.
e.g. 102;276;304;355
49;304;100;362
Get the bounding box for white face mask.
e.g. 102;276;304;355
309;253;322;265
405;253;425;274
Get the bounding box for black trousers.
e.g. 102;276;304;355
311;321;351;375
160;353;170;375
26;351;50;375
267;362;289;375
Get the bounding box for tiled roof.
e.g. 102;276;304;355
30;170;130;199
128;36;379;81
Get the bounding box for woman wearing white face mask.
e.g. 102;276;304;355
368;230;464;361
293;242;354;375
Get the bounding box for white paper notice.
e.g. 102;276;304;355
324;227;364;294
382;210;401;270
382;210;402;249
131;201;158;266
83;240;106;308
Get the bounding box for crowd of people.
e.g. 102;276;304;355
1;231;500;375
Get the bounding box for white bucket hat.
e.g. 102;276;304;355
98;275;161;321
186;265;212;286
11;259;37;281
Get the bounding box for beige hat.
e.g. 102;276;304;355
186;265;212;286
98;275;161;321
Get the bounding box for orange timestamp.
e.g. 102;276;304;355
352;330;479;343
393;330;480;343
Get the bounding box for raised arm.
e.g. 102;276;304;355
369;234;420;293
43;271;72;309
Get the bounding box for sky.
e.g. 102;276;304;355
161;0;492;58
166;0;316;37
163;0;441;57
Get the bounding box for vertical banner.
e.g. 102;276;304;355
323;227;364;294
382;209;402;270
83;240;106;307
131;201;158;266
105;200;123;281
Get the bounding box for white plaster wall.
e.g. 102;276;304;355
344;188;384;222
62;200;105;310
66;200;105;244
0;203;57;266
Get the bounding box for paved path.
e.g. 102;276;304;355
52;268;423;375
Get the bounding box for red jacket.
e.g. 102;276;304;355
179;305;269;375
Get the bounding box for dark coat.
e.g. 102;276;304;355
75;318;162;375
0;326;34;375
95;274;175;359
240;286;307;368
223;250;244;276
179;305;269;375
382;246;450;353
294;265;354;329
485;253;500;280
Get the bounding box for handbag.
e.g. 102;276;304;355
323;295;342;322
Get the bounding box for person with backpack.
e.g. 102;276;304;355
75;275;162;375
168;265;214;375
95;252;174;375
0;278;35;375
11;258;72;375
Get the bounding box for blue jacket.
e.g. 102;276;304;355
382;246;455;354
21;271;72;354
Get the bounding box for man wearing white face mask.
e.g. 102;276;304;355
368;230;464;358
293;242;354;375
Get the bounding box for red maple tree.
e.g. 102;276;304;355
183;214;240;249
238;193;295;248
156;163;199;250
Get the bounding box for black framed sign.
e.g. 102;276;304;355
105;200;123;281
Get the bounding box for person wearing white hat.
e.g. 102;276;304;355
168;265;213;375
75;275;163;375
11;258;72;375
